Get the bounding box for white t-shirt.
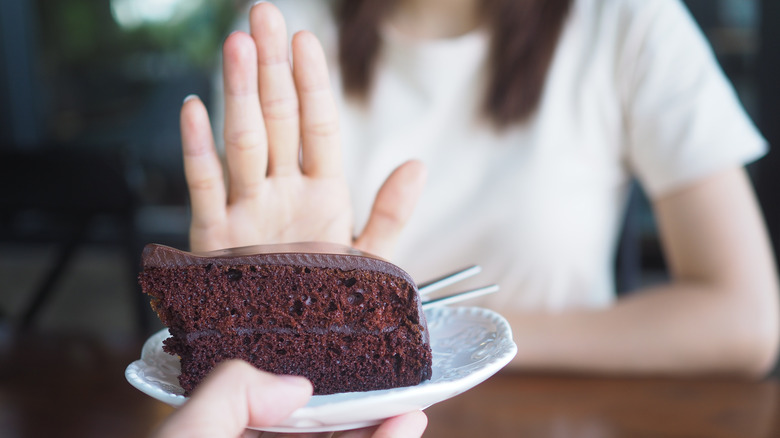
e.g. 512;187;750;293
221;0;766;311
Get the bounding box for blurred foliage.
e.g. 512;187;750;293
36;0;241;70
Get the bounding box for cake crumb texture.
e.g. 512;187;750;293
139;259;432;395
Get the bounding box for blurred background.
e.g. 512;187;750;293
0;0;241;339
0;0;778;436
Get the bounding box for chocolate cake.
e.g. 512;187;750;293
138;242;433;395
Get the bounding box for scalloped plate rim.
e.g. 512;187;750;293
125;306;516;433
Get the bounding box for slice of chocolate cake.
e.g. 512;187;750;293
138;242;433;395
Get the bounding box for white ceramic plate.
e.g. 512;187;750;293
125;306;517;433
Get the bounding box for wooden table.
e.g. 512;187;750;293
423;372;779;438
1;333;777;437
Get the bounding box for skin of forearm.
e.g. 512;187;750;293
504;168;779;378
505;277;778;378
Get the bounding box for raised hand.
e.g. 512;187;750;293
179;2;425;258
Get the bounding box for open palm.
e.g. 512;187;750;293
180;3;425;258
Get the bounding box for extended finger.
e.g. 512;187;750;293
292;31;342;178
223;31;268;201
180;95;226;234
355;160;427;259
250;2;301;177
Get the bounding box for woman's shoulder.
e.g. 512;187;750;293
573;0;693;28
578;0;685;13
567;0;705;67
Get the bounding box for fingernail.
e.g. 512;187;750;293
183;94;199;104
253;0;267;6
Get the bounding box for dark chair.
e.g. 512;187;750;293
615;181;645;295
0;145;151;336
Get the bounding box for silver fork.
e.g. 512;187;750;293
417;265;499;309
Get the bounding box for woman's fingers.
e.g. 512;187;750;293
180;95;226;239
292;31;342;178
223;30;268;201
225;4;340;186
250;2;301;177
355;160;427;258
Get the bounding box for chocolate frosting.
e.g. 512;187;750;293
141;242;417;288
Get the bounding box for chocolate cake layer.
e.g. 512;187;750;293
138;243;432;395
165;329;430;394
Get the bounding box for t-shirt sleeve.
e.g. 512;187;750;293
620;0;767;198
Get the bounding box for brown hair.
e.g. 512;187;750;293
335;0;573;128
